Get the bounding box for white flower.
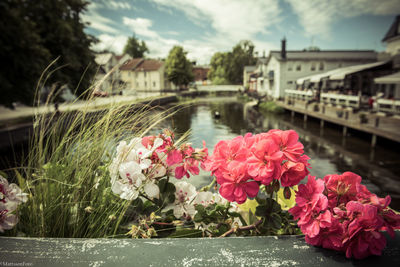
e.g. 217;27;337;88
109;137;169;201
0;175;28;204
172;181;197;218
144;182;160;199
0;202;18;233
148;164;166;179
111;161;146;201
193;191;214;206
0;179;21;234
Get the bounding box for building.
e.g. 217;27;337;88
243;66;256;89
255;39;377;99
119;58;176;93
382;15;400;56
192;65;210;85
94;53;132;94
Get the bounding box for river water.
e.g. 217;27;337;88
156;96;400;210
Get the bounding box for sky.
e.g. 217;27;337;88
82;0;400;64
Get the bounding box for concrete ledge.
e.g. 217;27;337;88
1;233;399;266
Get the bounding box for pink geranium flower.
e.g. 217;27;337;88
218;162;259;204
269;129;304;161
344;230;387;259
175;158;200;179
247;138;282;185
324;172;362;207
280;155;310;187
291;171;400;259
203;136;249;175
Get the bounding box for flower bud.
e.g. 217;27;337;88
84;206;94;213
273;180;280;192
284;187;291;199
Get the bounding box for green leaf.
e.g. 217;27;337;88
14;170;27;191
193;213;203;222
0;170;8;179
255;205;267;217
271;213;282;229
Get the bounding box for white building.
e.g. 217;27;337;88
382;15;400;56
256;39;377;99
120;58;176;93
94;53;131;94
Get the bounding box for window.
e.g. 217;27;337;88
153;81;156;87
287;64;293;71
144;72;147;77
145;81;147;87
287;81;293;84
311;62;316;71
319;62;324;71
296;64;301;71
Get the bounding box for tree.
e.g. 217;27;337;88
123;35;149;58
0;0;96;107
207;40;256;85
0;0;50;108
226;40;257;84
165;46;194;89
208;52;230;85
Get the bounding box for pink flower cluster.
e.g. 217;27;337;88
143;130;208;179
203;130;310;204
289;172;400;259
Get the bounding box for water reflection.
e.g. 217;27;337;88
161;97;400;209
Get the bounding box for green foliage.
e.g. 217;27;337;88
165;46;194;88
208;40;256;85
0;0;96;107
123;35;149;58
258;101;285;114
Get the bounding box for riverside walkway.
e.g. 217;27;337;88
0;92;166;124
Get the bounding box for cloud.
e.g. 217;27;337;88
91;34;128;53
123;17;160;39
91;0;134;10
285;0;400;37
149;0;281;43
82;2;120;34
107;1;133;10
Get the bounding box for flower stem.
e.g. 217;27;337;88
200;177;216;192
219;219;263;238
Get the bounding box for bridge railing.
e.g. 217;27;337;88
376;99;400;114
320;93;360;108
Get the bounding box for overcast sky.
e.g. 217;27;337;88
82;0;400;64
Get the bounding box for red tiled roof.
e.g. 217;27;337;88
136;59;164;71
115;55;124;61
119;58;163;71
119;58;143;70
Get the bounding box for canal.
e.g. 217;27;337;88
157;96;400;209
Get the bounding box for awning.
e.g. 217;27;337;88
329;61;386;80
296;68;343;84
374;71;400;84
296;61;387;84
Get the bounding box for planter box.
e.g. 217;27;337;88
1;232;400;266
